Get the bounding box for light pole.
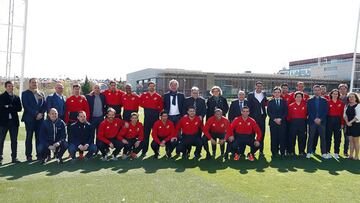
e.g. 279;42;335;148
350;2;360;92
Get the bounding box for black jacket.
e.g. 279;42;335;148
183;96;206;118
68;121;93;146
0;91;22;127
163;91;185;116
247;91;268;120
39;118;67;146
206;96;229;120
228;99;248;122
267;98;288;126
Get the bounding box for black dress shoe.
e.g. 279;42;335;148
11;158;21;163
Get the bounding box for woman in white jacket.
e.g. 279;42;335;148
343;92;360;160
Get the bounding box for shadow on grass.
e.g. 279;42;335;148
0;153;359;180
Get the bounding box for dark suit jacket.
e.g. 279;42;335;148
0;91;22;127
85;93;107;119
206;96;229;120
247;91;268;120
21;89;47;123
267;98;288;126
183;97;206;118
46;92;66;119
307;96;328;125
228;99;248;122
163;91;185;116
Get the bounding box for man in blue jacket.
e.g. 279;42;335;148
68;111;97;162
22;78;47;161
306;85;328;159
46;83;66;120
267;87;288;157
38;108;68;164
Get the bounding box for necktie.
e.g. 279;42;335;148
239;101;243;111
170;92;177;105
193;98;197;111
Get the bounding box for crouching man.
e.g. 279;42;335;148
68;111;97;162
225;106;262;161
117;112;144;159
38;108;68;164
97;108;125;161
151;111;177;159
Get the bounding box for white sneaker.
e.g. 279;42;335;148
109;154;117;161
306;153;312;159
326;153;333;159
101;155;108;161
334;153;339;159
321;154;328;159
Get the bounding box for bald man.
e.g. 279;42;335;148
46;83;66;120
38;108;68;164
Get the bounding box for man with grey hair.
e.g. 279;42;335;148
46;83;66;120
163;79;185;126
183;87;206;120
229;90;248;122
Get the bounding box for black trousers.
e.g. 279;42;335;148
202;132;225;155
123;138;143;154
326;116;342;154
231;133;258;155
38;141;68;160
254;115;266;153
24;120;42;158
177;134;202;156
97;138;124;156
143;108;160;154
270;123;287;156
0;120;19;160
151;137;177;155
123;110;138;122
289;119;307;154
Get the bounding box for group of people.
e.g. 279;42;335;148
0;78;359;165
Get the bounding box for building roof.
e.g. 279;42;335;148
289;53;360;66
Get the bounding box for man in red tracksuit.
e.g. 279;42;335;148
103;81;124;118
139;81;163;157
64;84;90;125
151;111;177;159
176;106;203;159
97;108;125;161
225;106;262;161
121;84;140;121
202;108;230;159
117;112;144;159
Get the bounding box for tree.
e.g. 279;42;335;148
82;76;91;95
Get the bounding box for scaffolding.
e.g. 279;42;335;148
0;0;28;95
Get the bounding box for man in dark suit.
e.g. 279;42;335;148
183;87;206;120
46;83;66;120
0;81;22;164
22;78;47;161
267;87;288;157
306;85;328;159
228;90;248;122
163;79;185;126
247;81;268;155
86;83;107;141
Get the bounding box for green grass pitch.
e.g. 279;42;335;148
0;110;359;202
